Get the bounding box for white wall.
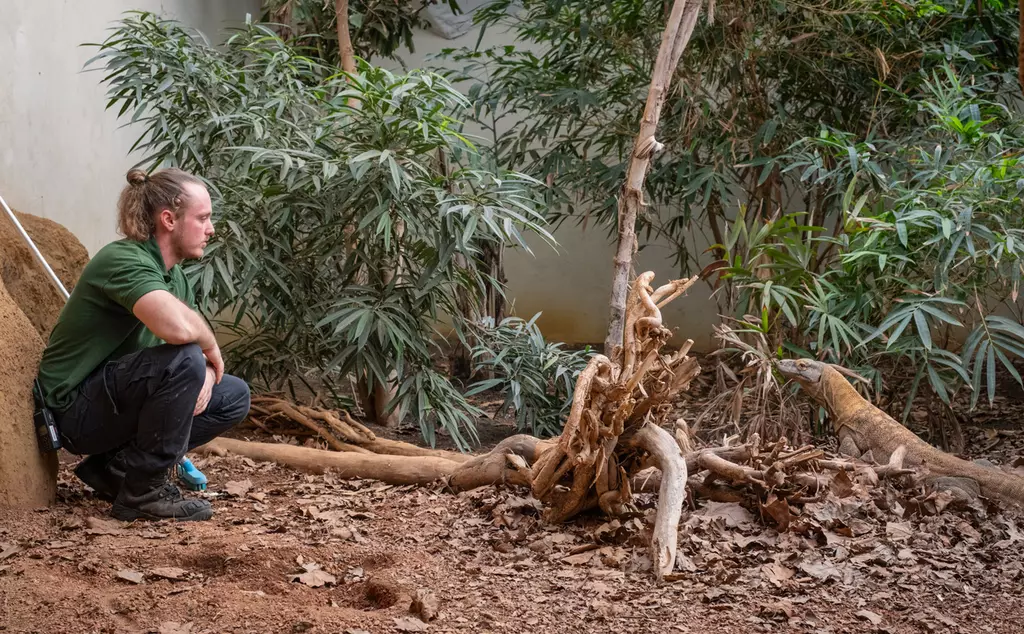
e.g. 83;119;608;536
0;0;262;256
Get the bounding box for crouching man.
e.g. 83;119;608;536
36;168;250;522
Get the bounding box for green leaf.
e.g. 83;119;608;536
987;345;997;405
884;314;914;348
970;340;988;409
927;364;950;405
917;313;933;352
917;303;962;327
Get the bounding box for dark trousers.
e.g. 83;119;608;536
54;343;250;490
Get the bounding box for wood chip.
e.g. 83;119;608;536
150;567;188;580
0;543;22;561
85;517;124;536
289;563;336;588
224;479;253;497
393;616;429;632
116;569;144;584
856;610;883;625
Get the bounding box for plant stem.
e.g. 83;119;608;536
335;0;356;74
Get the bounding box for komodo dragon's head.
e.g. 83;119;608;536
776;358;827;398
776;358;869;405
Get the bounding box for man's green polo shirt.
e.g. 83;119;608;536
37;237;196;412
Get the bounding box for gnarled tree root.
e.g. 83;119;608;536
244;396;470;462
197;437;461;485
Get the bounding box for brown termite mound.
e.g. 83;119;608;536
0;210;89;507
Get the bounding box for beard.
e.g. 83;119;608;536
171;233;204;261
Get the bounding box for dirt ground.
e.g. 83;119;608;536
4;402;1024;634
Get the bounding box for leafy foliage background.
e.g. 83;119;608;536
88;12;553;449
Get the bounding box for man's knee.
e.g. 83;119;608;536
163;343;207;387
217;374;251;424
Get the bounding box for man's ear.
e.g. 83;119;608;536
156;208;176;232
829;363;870;384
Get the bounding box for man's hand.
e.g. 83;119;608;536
194;365;216;415
203;344;224;384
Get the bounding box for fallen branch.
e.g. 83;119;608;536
699;451;764;484
198;437;460;485
448;435;555;490
628;424;687;579
245;396;470;462
604;0;704;356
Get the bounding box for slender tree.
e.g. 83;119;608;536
605;0;702;359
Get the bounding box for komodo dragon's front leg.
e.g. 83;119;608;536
834;407;897;465
837;430;863;460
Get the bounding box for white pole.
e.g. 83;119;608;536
0;192;70;300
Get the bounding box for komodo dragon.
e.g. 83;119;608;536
777;358;1024;509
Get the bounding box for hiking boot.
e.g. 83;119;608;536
111;482;213;522
73;452;127;502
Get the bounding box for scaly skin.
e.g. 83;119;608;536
777;358;1024;509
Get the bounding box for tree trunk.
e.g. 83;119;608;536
451;250;479;381
199;434;551;490
335;0;356;74
374;216;406;429
484;242;507;323
201;437;459;485
269;0;295;39
604;0;702;360
373;376;401;429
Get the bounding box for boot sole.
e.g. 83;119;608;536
111;504;213;522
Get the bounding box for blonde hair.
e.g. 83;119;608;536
116;168;204;241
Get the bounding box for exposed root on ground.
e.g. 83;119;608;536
243;395;470;462
199;272;1007;579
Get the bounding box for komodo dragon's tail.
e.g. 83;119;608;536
923;449;1024;508
777;358;1024;509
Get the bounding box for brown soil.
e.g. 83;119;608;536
0;277;57;508
2;423;1024;634
0;209;86;508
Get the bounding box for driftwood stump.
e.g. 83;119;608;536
530;273;700;577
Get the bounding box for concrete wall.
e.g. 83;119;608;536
0;0;262;257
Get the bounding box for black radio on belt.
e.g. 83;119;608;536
32;380;62;452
